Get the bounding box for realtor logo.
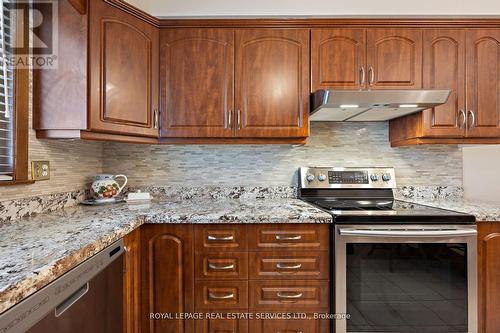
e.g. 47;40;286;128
3;0;58;69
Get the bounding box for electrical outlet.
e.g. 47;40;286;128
31;161;50;181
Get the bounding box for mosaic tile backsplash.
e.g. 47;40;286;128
104;122;463;187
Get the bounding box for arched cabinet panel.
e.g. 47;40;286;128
466;30;500;138
235;29;310;138
367;29;422;89
160;29;234;138
311;29;366;90
89;0;159;137
422;29;466;137
141;225;194;333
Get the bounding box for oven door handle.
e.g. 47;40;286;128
338;228;477;238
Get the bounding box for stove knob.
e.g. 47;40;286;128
382;173;392;182
317;173;327;182
370;174;379;182
306;174;315;182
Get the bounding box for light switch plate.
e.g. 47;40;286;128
31;161;50;181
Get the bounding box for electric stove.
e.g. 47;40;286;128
298;167;475;224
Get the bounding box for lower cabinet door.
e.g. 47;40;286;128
141;225;195;333
196;317;248;333
248;315;329;333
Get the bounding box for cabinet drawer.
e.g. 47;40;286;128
249;315;329;333
249;251;329;280
195;281;248;310
195;225;247;252
196;252;248;280
247;225;329;250
249;281;329;310
196;317;248;333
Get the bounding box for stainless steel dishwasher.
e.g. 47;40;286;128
0;239;124;333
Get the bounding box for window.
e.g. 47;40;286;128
0;0;14;181
0;0;29;185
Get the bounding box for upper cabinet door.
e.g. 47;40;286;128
235;29;310;138
422;29;466;137
367;29;422;89
466;29;500;138
88;0;159;137
311;29;366;91
160;29;235;138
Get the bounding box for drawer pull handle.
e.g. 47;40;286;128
276;263;302;270
208;292;235;300
207;235;234;241
277;292;303;299
275;235;302;241
208;263;235;270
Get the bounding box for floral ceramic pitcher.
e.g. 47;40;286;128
90;174;128;200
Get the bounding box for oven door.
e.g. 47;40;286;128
334;225;477;333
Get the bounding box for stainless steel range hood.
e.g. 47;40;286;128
310;89;451;121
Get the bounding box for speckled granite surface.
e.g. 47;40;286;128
0;185;462;223
399;198;500;222
0;198;331;314
0;189;89;223
394;185;463;200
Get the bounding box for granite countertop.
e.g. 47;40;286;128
398;197;500;222
0;198;331;314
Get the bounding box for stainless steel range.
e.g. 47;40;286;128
299;167;477;333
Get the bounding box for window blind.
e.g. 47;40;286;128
0;0;14;181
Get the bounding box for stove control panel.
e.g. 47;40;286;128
300;167;396;189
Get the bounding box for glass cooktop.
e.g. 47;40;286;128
310;199;476;224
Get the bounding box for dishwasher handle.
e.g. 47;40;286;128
338;228;477;238
54;282;89;317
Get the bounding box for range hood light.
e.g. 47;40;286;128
310;89;451;122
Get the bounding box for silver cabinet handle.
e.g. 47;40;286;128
459;109;466;129
468;110;476;129
153;108;159;129
227;110;232;129
208;292;234;300
277;292;303;299
236;109;241;129
338;228;477;238
208;263;235;270
55;283;89;317
276;263;302;270
275;235;302;241
207;235;234;241
368;66;374;86
360;66;366;86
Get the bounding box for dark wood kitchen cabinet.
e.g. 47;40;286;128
141;224;195;333
466;29;500;138
88;0;159;137
366;29;422;89
234;29;310;138
160;29;234;138
478;222;500;333
311;29;366;90
390;28;500;146
160;28;309;142
312;28;421;90
123;228;141;333
34;0;159;143
421;29;467;138
134;224;329;332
